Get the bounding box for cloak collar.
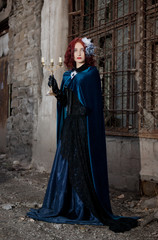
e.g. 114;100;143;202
71;63;88;79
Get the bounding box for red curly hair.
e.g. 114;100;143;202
64;37;95;69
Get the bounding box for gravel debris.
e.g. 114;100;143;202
0;157;158;240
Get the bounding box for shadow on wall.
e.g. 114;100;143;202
106;136;141;192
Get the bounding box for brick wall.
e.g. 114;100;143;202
7;0;43;164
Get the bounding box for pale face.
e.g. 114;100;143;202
74;42;85;68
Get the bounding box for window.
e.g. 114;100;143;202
68;0;158;137
84;0;94;30
68;0;82;40
152;0;158;5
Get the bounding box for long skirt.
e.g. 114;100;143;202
27;140;102;225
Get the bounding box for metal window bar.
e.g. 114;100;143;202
68;0;158;138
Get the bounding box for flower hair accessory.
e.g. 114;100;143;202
82;37;95;56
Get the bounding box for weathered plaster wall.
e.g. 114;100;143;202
140;138;158;182
107;136;158;192
7;0;43;164
32;0;69;171
106;136;141;191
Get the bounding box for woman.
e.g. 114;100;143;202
27;37;138;232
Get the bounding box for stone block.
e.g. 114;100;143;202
15;50;23;60
18;118;31;131
13;116;20;126
31;58;39;68
22;21;27;29
10;136;19;146
27;30;35;45
26;62;32;71
21;133;29;144
12;108;19;116
24;78;32;87
17;39;29;49
14;33;20;43
141;180;158;197
21;105;28;114
13;82;20;88
19;29;25;42
27;86;33;96
25;121;33;131
23;47;34;57
11;98;19;108
14;63;25;73
16;145;26;155
18;87;27;97
33;102;38;115
12;88;18;98
6;121;13;131
32;85;39;96
10;146;15;154
23;113;33;122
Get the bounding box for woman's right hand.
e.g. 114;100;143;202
48;75;59;95
48;76;67;105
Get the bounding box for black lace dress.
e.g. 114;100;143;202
59;88;105;222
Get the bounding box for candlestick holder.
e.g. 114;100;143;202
41;57;63;96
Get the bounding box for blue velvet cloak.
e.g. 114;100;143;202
57;66;112;214
27;66;139;231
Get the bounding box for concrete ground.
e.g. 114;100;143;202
0;155;158;240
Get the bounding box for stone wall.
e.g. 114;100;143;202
7;0;43;164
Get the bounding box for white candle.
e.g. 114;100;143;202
41;57;45;63
59;57;62;63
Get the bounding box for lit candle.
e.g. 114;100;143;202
50;58;54;64
50;58;54;66
59;57;62;64
41;57;45;63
